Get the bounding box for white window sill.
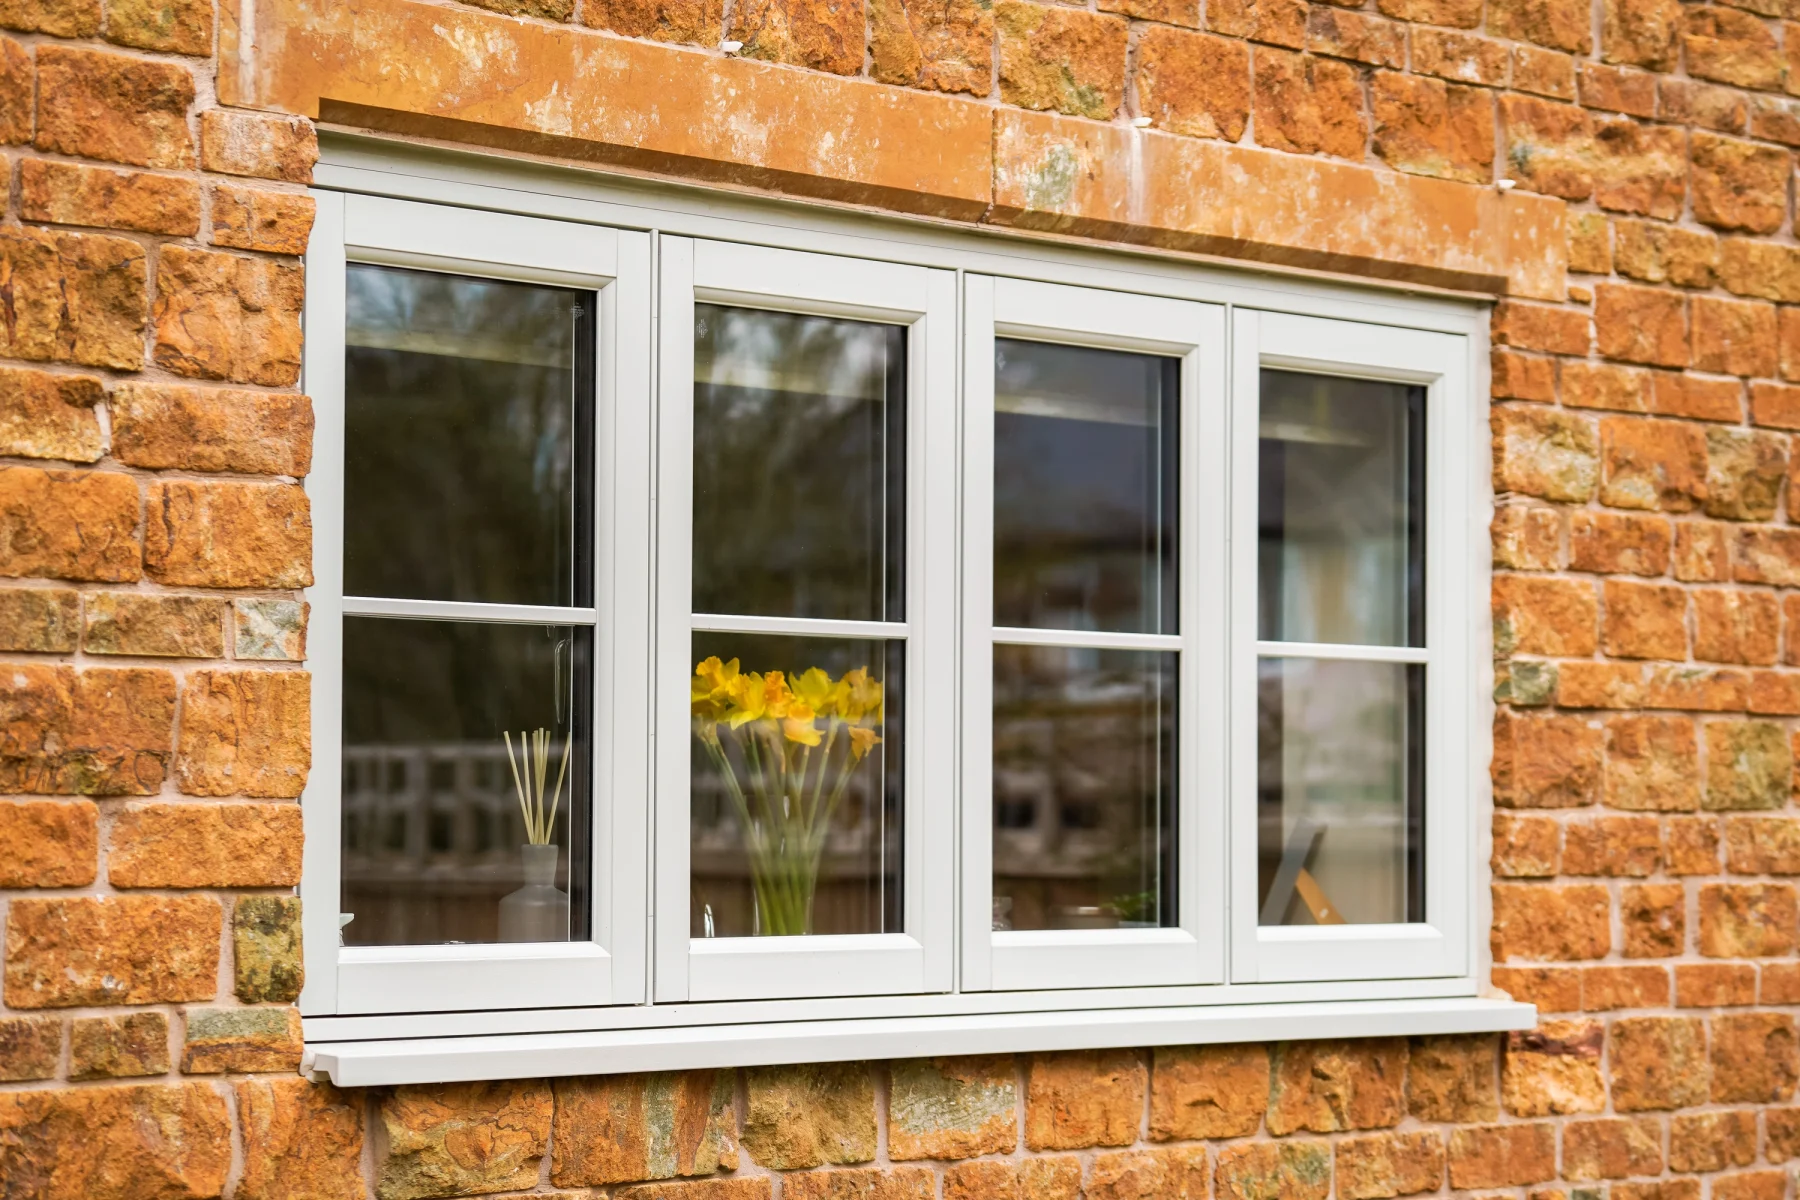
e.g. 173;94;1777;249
303;995;1532;1087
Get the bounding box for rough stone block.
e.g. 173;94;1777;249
0;1014;60;1081
0;228;147;371
108;801;303;888
1622;882;1686;956
83;592;226;659
1134;28;1248;141
1151;1043;1267;1139
377;1080;554;1200
0;665;176;796
995;1;1126;119
112;382;313;476
3;894;220;1008
233;598;308;661
234;895;304;1004
1446;1123;1556;1188
1609;1015;1710;1110
0;799;96;886
869;0;992;95
742;1062;876;1168
1025;1048;1144;1150
175;669;311;799
237;1077;367;1200
1503;1020;1605;1116
551;1070;737;1185
34;45;193;169
69;1011;170;1080
19;158;201;237
0;365;102;462
153;246;303;386
180;1006;303;1074
1214;1140;1331;1200
0;1083;231;1200
889;1055;1016;1160
145;479;312;588
199;109;319;183
211;184;317;255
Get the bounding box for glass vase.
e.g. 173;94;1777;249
498;843;568;943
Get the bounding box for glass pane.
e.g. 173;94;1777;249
1256;657;1423;926
689;633;901;937
692;305;904;622
344;263;594;607
995;340;1178;635
341;617;591;947
1259;370;1424;647
992;645;1175;932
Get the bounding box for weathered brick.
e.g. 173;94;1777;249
1494;814;1560;876
1376;0;1478;24
1413;28;1508;84
1253;49;1365;157
1493;505;1561;569
199;109;319;183
1592;118;1685;217
1719;238;1800;302
1654;372;1743;421
1676;961;1757;1005
1562;361;1650;412
1581;62;1658;114
153;246;303;386
1597;283;1689;367
1695;589;1779;665
34;46;193;169
1151;1043;1267;1139
1214;1140;1331;1200
1605;715;1698;810
113;382;312;477
234;597;307;661
0;227;148;371
1496;658;1559;706
1497;965;1583;1010
995;2;1126;119
1266;1039;1404;1134
1693;298;1779;381
619;1182;774;1200
0;1015;60;1082
731;0;869;74
1601;579;1687;659
1495;299;1592;354
1503;1020;1604;1115
211;184;317;256
1025;1049;1143;1150
1565;212;1611;274
378;1080;554;1200
1770;1108;1800;1160
19;158;199;240
1712;1171;1790;1200
1495;713;1605;810
1623;881;1687;956
1726;814;1800;871
69;1011;168;1080
1676;521;1733;579
1667;815;1722;872
1494;579;1598;662
1712;1012;1800;1100
1493;350;1556;401
3;894;219;1008
888;1056;1015;1160
1705;719;1791;809
1490;0;1590;51
1604;0;1680;67
945;1158;1080;1200
1646;664;1752;709
1600;415;1707;510
234;894;304;1004
1694;132;1791;233
0;35;27;145
1307;7;1403;66
0;1083;231;1200
1783;308;1800;380
1614;219;1718;287
1669;1109;1757;1170
1085;1149;1206;1200
106;0;212;53
174;669;311;799
1492;883;1610;960
743;1062;875;1167
0;665;175;796
108;801;302;887
83;592;226;659
1610;1015;1709;1109
1513;44;1576;99
1752;93;1800;144
0;0;98;35
1768;962;1800;1001
1663;77;1749;131
1446;1123;1556;1188
1500;95;1592;198
786;1168;939;1200
1569;511;1667;575
1562;1116;1664;1179
870;0;992;94
1748;668;1800;714
1583;963;1670;1008
0;798;96;887
1132;30;1245;142
0;366;102;465
144;479;312;588
1371;73;1493;182
181;1007;304;1074
1685;7;1785;90
1700;881;1798;954
238;1078;367;1200
1209;0;1306;47
0;586;78;652
1735;525;1800;585
1563;814;1660;874
1752;381;1800;427
0;469;139;585
1405;1035;1498;1122
1334;1130;1442;1200
1493;406;1597;500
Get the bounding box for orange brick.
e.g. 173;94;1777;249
1512;44;1576;99
1413;27;1508;83
1602;579;1687;660
1493;505;1562;569
1692;131;1789;234
1492;883;1611;961
1694;589;1780;664
1734;525;1800;586
1604;716;1698;811
1592;118;1685;219
1710;1014;1799;1102
1781;307;1800;381
1669;1109;1757;1171
1492;349;1556;401
1562;815;1660;875
1622;882;1685;957
1674;521;1732;580
1252;49;1366;158
1762;961;1800;1003
1750;670;1800;715
1494;814;1560;875
1596;283;1689;368
1558;661;1647;708
1306;7;1404;67
1694;296;1779;378
1580;62;1656;115
1569;510;1669;574
1494;300;1591;354
1494;965;1583;1011
1561;1115;1663;1179
1599;416;1707;511
1666;816;1722;873
1751;381;1800;429
1704;427;1788;520
1675;962;1756;1006
1582;964;1669;1009
1562;361;1650;412
1699;882;1798;956
1652;372;1742;421
1644;664;1750;710
1503;1021;1605;1117
1609;1015;1709;1110
1446;1124;1556;1189
1494;576;1598;656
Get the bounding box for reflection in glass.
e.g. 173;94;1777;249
1259;370;1424;647
340;617;591;947
995;340;1178;635
1256;657;1422;926
692;305;904;622
344;263;593;608
689;633;901;938
992;645;1175;931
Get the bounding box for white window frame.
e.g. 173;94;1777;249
652;237;958;1003
1228;310;1474;985
960;276;1226;992
294;145;1525;1083
300;192;652;1015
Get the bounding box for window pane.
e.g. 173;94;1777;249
1256;657;1423;926
344;263;594;607
689;633;901;938
992;645;1175;932
1259;370;1424;647
341;617;591;947
692;305;904;622
995;340;1178;635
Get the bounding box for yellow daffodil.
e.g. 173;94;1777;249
791;667;835;718
724;670;767;728
691;656;739;721
782;714;822;746
848;725;881;762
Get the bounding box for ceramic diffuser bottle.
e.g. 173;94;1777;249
499;727;570;943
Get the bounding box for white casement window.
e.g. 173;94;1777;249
297;149;1524;1085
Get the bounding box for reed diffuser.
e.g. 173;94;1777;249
497;727;571;943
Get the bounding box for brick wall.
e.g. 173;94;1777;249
0;0;1799;1193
